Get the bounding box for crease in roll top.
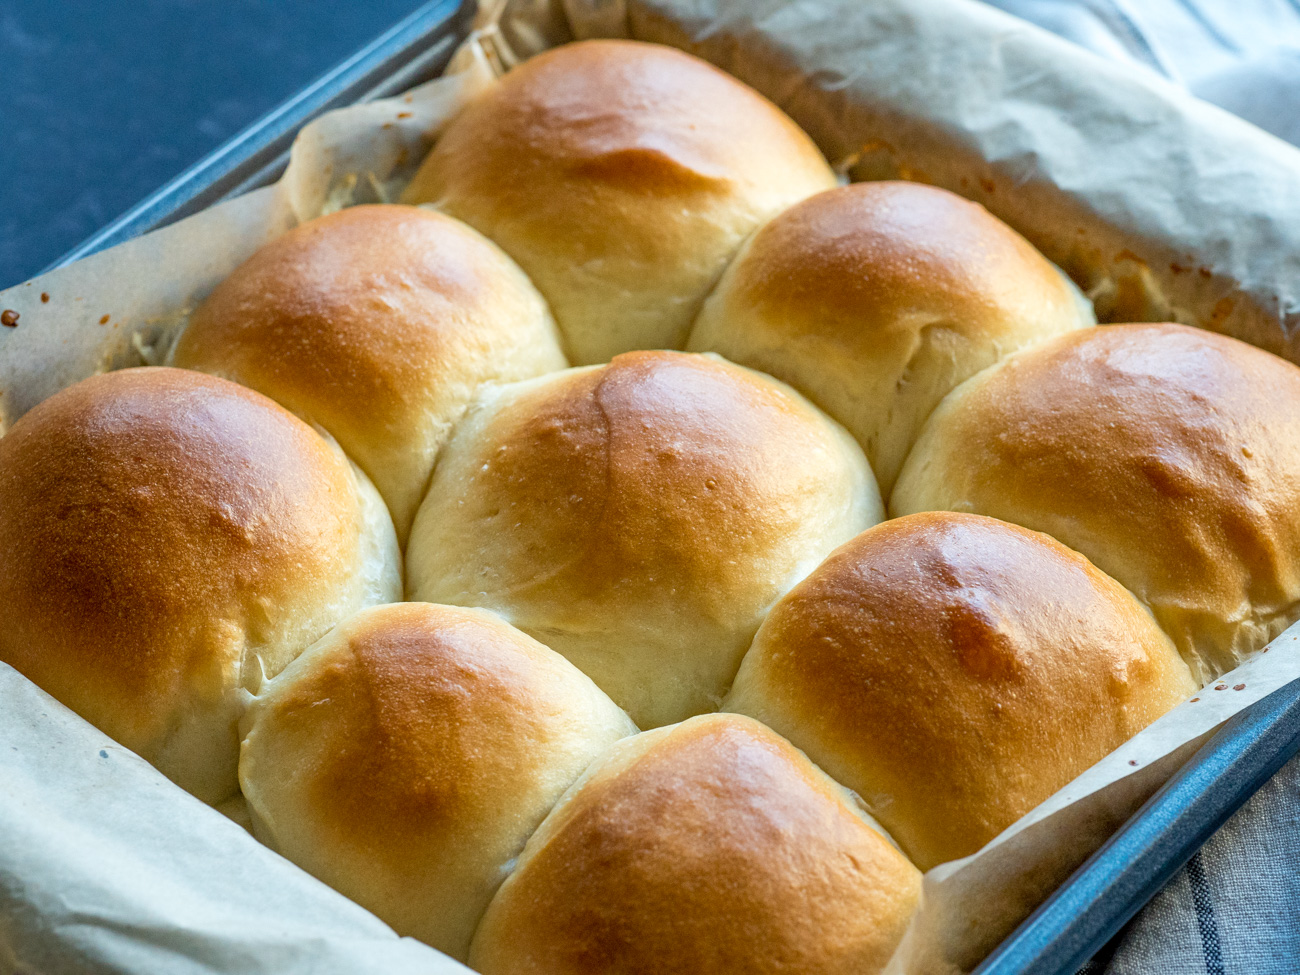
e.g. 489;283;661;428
892;322;1300;684
725;511;1195;871
406;349;881;729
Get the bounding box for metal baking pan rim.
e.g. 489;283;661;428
977;671;1300;974
45;0;474;274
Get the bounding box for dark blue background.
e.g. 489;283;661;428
1;0;422;288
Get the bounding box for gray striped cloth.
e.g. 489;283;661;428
970;1;1300;970
1077;753;1300;973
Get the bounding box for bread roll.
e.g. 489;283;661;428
469;713;921;975
407;350;880;728
239;602;635;961
0;368;400;803
688;181;1095;494
893;323;1300;681
402;39;837;364
726;512;1195;870
170;204;566;542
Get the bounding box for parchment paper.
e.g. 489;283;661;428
0;665;468;975
4;0;1300;972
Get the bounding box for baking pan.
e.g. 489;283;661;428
47;0;474;272
47;3;1300;972
977;672;1300;974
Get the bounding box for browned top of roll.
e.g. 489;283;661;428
407;350;878;728
425;38;828;193
402;39;836;362
435;351;845;605
892;322;1300;681
726;512;1194;870
687;181;1093;492
177;205;505;421
275;607;569;843
240;601;634;958
0;367;367;769
469;713;921;975
171;204;564;540
726;181;1079;330
248;603;630;860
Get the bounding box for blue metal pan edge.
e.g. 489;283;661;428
977;676;1300;974
46;0;474;273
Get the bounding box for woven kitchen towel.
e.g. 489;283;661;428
982;0;1300;145
1075;752;1300;973
973;3;1300;971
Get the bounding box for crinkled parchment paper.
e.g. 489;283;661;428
0;666;467;975
3;0;1300;972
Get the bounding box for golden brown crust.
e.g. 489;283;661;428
469;713;921;975
726;512;1194;870
688;181;1093;493
407;351;880;728
892;323;1300;681
240;602;635;960
0;367;398;802
402;39;836;363
171;204;566;540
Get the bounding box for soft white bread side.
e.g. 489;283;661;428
0;367;400;804
469;713;921;975
402;39;837;364
407;350;881;729
240;602;636;961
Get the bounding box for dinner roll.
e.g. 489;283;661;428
688;181;1095;494
893;323;1300;682
469;713;921;975
239;602;635;961
0;368;400;804
402;39;837;364
726;512;1195;870
170;204;566;542
407;350;880;728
